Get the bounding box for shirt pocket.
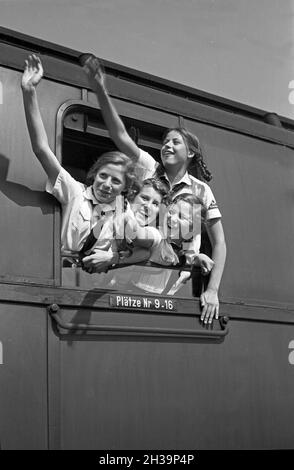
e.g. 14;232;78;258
79;204;92;222
72;203;92;235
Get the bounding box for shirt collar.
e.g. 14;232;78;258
85;185;99;204
84;186;122;212
161;171;192;188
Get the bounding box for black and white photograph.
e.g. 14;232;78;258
0;0;293;459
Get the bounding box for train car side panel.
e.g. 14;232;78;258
184;118;294;307
0;66;81;284
47;306;294;450
0;303;48;449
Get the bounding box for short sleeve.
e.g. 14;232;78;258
136;149;158;181
202;185;222;221
46;167;84;205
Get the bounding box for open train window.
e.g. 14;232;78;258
62;107;163;181
59;104;203;298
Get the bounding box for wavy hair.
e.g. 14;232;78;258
86;151;140;199
161;127;212;182
128;177;169;202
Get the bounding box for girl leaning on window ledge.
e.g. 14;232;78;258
21;54;147;273
81;54;226;324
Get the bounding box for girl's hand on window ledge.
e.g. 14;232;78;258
200;288;219;324
194;254;214;276
82;250;113;274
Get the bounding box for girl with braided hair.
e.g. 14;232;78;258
161;127;212;182
82;55;226;324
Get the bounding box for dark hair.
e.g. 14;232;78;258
162;127;212;182
86;151;140;197
128;177;169;202
172;192;206;220
168;192;203;242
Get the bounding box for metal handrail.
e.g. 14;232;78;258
61;254;197;273
48;304;229;340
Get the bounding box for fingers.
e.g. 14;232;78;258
200;302;214;324
200;294;207;323
82;255;110;274
24;54;43;75
200;259;214;275
23;56;32;74
33;54;43;73
178;270;191;283
31;54;38;68
27;54;36;71
206;305;215;325
86;56;99;69
31;54;43;76
201;266;209;275
82;54;104;81
84;55;102;73
200;293;205;308
81;255;94;268
200;294;219;325
200;298;207;323
79;53;96;67
23;60;29;78
81;256;95;274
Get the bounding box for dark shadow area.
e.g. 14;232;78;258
60;289;108;346
0;153;55;214
195;225;212;294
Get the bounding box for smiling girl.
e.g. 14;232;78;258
21;55;138;271
82;55;226;323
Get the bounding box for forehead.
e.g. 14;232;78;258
139;185;162;200
96;163;125;178
164;130;184;142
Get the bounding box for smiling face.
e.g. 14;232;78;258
131;185;163;226
165;199;196;242
92;163;126;203
161;130;193;171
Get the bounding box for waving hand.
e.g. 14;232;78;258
21;54;43;91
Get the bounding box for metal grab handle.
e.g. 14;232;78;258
48;304;229;340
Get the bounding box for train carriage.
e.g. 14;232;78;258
0;26;294;450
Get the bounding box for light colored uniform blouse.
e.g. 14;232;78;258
137;149;222;262
46;167;125;255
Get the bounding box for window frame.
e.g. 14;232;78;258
55;99;204;300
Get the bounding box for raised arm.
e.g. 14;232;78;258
81;54;141;161
21;54;61;185
200;218;227;324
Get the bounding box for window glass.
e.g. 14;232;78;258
62;257;201;299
